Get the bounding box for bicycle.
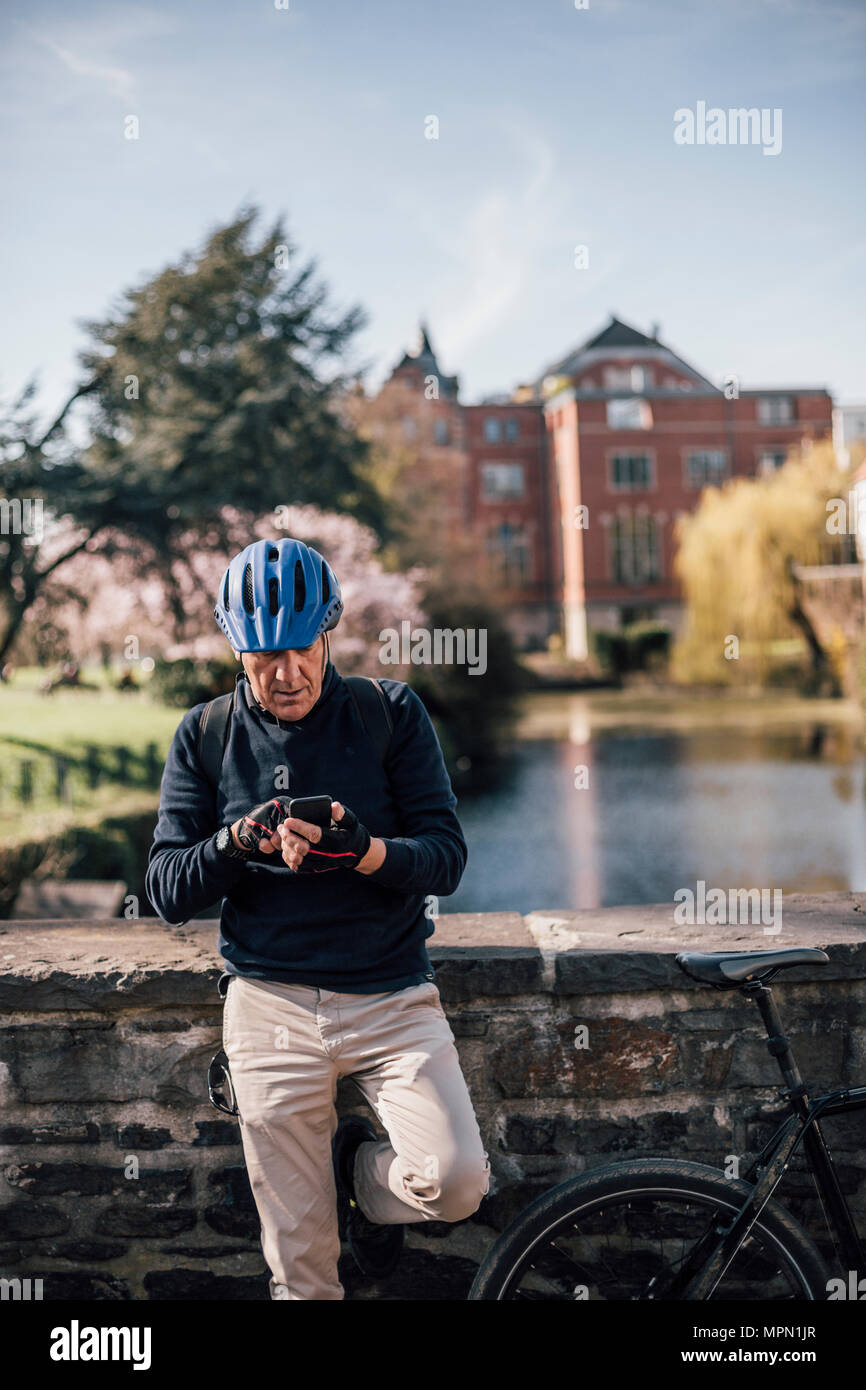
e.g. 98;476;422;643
468;946;866;1300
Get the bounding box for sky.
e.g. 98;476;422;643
1;0;865;430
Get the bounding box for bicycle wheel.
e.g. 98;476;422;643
469;1158;829;1300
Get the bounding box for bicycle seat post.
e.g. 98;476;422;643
745;980;809;1112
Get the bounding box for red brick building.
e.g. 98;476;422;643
371;318;833;655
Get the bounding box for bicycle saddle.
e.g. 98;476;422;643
675;947;829;987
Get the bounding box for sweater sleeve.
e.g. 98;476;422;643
145;707;248;924
363;684;468;896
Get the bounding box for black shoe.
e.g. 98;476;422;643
332;1114;404;1280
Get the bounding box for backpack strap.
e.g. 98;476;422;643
344;676;393;766
197;687;236;792
195;675;393;795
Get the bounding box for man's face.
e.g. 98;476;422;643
235;637;325;721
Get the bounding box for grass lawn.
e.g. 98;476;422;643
517;686;865;739
0;667;184;840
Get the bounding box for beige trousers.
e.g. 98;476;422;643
222;974;490;1300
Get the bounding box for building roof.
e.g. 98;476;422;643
391;321;459;397
583;317;660;351
537;314;718;393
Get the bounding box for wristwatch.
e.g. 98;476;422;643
215;824;255;861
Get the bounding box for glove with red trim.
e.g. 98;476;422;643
290;804;371;873
236;797;291;853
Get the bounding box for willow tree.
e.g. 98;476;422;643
671;441;849;690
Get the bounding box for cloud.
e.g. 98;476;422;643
432;123;559;361
41;39;134;99
19;6;182;103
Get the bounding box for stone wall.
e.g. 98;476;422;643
2;895;866;1301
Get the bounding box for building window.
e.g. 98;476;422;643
402;417;418;441
757;449;789;475
609;453;653;491
609;514;661;585
607;398;653;430
757;396;794;425
487;522;529;586
605;367;630;391
504;417;520;442
604;365;650;391
481;462;525;501
433;418;450;446
483;416;502;443
686;449;729;487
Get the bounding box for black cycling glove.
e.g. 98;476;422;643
237;797;291;852
292;805;371;873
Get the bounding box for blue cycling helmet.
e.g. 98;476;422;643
214;537;343;652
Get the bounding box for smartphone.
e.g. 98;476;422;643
287;795;333;828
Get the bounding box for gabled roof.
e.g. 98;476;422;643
583;317;659;351
391;321;459;397
538;315;717;392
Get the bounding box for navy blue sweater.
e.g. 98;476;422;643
145;663;467;991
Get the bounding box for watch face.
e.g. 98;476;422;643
219;825;245;856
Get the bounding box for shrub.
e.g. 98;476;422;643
627;622;672;672
0;801;160;919
406;584;528;791
592;631;629;677
148;657;237;708
592;624;671;677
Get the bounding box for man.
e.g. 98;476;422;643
146;536;489;1300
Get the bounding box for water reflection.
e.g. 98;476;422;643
444;697;866;914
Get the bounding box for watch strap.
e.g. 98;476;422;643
218;825;254;860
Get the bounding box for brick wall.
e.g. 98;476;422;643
1;897;865;1301
547;376;834;644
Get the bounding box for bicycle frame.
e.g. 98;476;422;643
681;979;866;1299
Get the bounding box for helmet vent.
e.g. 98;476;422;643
321;563;330;604
223;574;230;610
242;563;255;614
268;547;279;561
293;560;306;611
268;577;279;616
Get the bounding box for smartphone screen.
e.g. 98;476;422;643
287;795;333;828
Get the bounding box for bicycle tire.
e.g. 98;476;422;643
469;1157;830;1300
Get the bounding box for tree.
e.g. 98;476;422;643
0;208;383;665
346;379;487;585
407;579;529;789
33;503;427;671
672;441;850;690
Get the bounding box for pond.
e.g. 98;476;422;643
443;691;866;914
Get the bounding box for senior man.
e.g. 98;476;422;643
145;536;489;1300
